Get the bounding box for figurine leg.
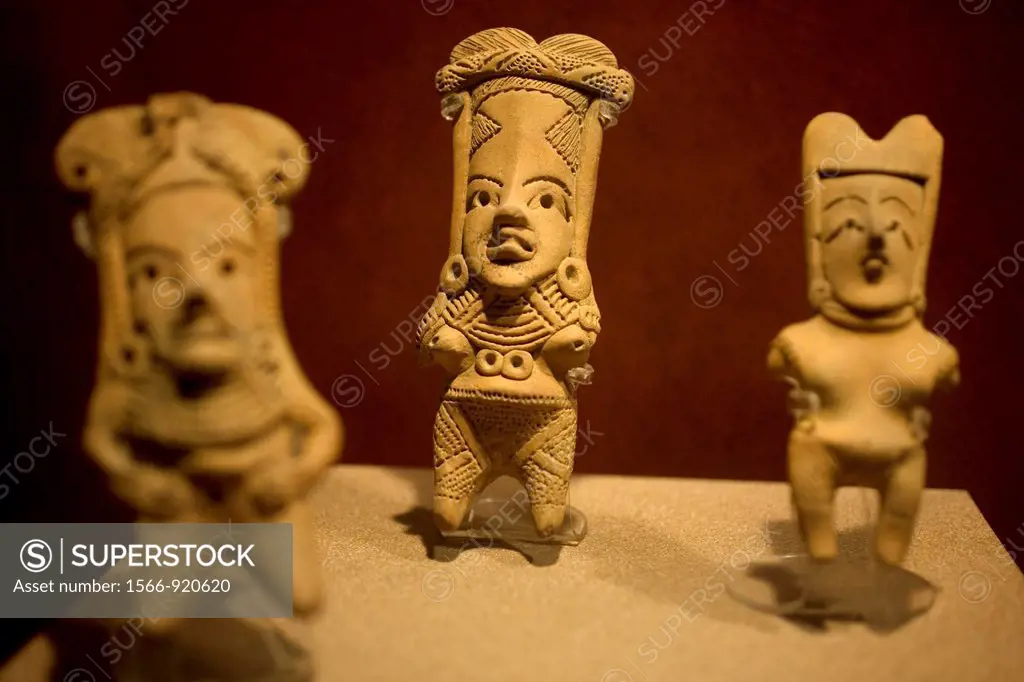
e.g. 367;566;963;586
519;409;577;537
874;447;926;565
787;430;838;561
432;402;489;531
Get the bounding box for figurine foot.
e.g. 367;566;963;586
433;495;475;532
530;503;567;537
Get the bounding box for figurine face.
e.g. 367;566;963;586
123;185;260;373
818;174;924;313
463;90;576;293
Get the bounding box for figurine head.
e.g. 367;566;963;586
803;114;943;322
123;184;262;373
56;93;308;380
435;29;633;298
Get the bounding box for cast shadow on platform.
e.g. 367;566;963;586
385;467;567;567
733;519;938;633
392;506;565;567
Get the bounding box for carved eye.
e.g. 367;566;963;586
469;190;492;209
144;264;158;280
529;190;568;219
220;258;236;276
842;218;862;232
886;220;900;232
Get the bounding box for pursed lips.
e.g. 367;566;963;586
487;226;537;264
861;251;889;282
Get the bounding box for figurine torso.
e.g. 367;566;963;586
774;315;957;458
121;372;295;477
444;276;581;400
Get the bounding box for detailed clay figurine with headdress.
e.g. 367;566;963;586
769;113;959;566
416;28;633;537
55;93;340;654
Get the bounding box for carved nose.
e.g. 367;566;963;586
492;205;528;229
867;233;885;251
182;291;210;322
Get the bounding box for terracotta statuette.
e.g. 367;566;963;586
417;28;633;536
55;93;341;634
769;113;959;565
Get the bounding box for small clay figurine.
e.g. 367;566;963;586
56;92;341;678
417;28;633;536
769;113;959;566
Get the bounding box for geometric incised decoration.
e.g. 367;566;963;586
442;276;580;353
459;399;571;469
462;297;555;352
545;110;582;173
532;276;578;324
437;28;635;110
470;110;502;156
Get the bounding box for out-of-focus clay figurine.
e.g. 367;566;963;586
56;92;341;679
417;28;633;537
769;113;959;566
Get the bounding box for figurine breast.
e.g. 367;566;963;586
775;316;956;457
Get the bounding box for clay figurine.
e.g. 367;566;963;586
769;113;959;566
56;92;341;679
416;28;633;537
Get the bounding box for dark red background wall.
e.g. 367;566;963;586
3;0;1021;568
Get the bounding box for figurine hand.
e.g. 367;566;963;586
784;377;820;431
113;465;199;519
238;460;304;518
578;305;601;334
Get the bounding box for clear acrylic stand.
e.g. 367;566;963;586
438;475;587;546
726;552;938;629
726;487;938;629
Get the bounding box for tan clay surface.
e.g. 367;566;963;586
417;28;634;535
6;466;1021;682
769;113;958;566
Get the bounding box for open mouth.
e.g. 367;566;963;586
861;253;889;283
487;227;537;264
174;317;232;340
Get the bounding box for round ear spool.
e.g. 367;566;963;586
71;211;95;259
557;257;592;301
108;332;152;380
809;278;832;310
439;254;470;295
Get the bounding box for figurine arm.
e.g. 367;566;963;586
83;382;201;518
81;383;137;478
292;392;343;486
237;381;342;518
768;330;819;428
417;292;474;375
767;331;802;382
541;300;600;377
935;337;961;392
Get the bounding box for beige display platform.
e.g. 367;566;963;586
4;465;1022;682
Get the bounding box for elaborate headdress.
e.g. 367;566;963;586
434;28;634;296
802;113;943;315
55;92;309;377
